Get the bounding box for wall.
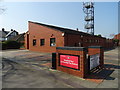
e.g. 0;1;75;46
88;46;104;68
105;39;114;49
114;33;120;40
64;33;107;48
55;46;104;78
27;22;64;53
114;33;120;46
24;32;29;49
56;47;87;78
25;22;114;53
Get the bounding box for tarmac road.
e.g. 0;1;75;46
1;50;85;88
2;58;80;88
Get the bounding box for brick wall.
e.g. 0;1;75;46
25;21;114;53
54;46;104;78
56;47;87;78
24;31;29;49
88;46;104;68
26;22;64;53
105;39;114;49
64;33;107;48
114;33;120;40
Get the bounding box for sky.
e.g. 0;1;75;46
0;1;118;38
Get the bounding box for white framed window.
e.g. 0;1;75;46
50;38;56;46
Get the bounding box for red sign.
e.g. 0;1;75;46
60;55;79;69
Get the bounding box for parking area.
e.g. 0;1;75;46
1;47;119;88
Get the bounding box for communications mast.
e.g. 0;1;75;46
83;2;94;35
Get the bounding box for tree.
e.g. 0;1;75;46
113;39;119;46
114;39;119;42
97;34;102;37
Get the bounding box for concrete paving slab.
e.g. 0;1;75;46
96;79;118;88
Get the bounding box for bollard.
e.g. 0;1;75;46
51;52;56;69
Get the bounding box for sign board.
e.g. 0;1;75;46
60;55;79;69
90;54;100;70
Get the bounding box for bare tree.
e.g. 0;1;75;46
109;33;115;39
0;7;5;14
0;0;5;14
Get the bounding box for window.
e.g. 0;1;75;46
33;39;36;46
99;40;101;43
98;40;99;43
89;40;92;43
96;40;98;43
50;38;56;46
92;39;95;43
40;39;45;46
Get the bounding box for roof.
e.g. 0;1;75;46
10;33;25;41
29;21;106;39
29;21;89;35
5;30;18;37
0;29;18;39
0;30;9;38
114;33;120;40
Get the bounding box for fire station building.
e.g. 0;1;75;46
25;21;114;53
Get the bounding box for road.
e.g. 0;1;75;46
1;50;84;88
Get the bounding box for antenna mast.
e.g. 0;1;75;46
83;2;94;35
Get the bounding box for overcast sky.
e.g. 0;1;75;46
0;1;118;38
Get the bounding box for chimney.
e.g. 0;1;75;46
11;29;13;31
76;28;79;31
2;28;5;31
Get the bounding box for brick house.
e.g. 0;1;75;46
24;21;113;53
114;33;120;46
114;33;120;40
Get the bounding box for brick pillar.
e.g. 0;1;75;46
88;46;104;69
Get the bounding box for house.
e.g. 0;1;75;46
114;33;120;40
0;28;18;41
114;33;120;46
10;33;25;43
0;28;9;41
24;21;114;53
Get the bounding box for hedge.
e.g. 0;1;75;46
0;42;7;50
0;40;21;50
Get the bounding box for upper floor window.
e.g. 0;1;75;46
33;39;36;46
40;39;45;46
50;38;56;46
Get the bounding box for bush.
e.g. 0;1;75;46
0;40;21;50
20;42;24;47
2;42;7;50
0;42;7;50
114;39;119;42
5;40;20;49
